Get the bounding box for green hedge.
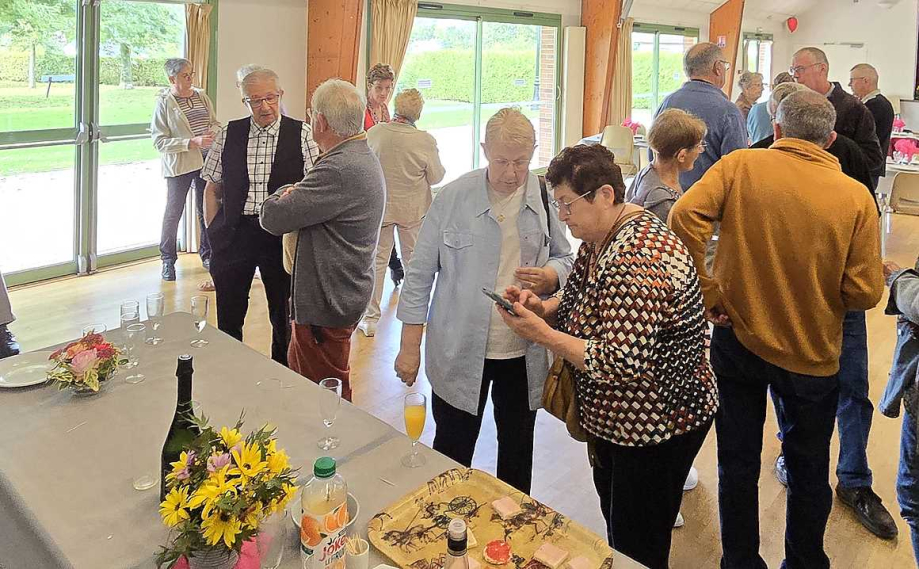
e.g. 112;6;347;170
399;49;540;104
631;51;685;109
0;51;169;87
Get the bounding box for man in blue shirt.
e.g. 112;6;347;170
654;42;748;190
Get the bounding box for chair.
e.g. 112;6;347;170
890;171;919;215
599;125;638;176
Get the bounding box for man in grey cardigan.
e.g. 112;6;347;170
260;79;385;402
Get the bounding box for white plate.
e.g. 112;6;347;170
0;351;54;388
289;491;360;531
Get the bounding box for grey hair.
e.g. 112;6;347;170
311;78;365;137
236;64;266;85
394;89;425;123
484;107;536;148
794;47;830;71
240;68;281;96
768;82;809;116
684;43;723;78
738;71;763;89
164;58;191;79
775;90;837;146
851;63;879;86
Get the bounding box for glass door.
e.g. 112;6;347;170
95;0;186;262
743;33;774;101
630;24;699;126
0;0;81;283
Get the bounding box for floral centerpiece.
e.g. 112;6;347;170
621;118;643;136
156;415;299;569
48;332;124;393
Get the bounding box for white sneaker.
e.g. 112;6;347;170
673;512;685;528
357;319;377;337
683;466;699;491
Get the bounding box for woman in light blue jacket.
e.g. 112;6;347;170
394;108;574;493
150;58;220;284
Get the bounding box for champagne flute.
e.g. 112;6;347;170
123;323;146;384
145;293;165;345
190;296;209;348
402;392;427;468
119;312;140;366
317;378;342;450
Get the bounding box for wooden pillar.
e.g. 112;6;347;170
581;0;623;137
307;0;364;109
709;0;745;98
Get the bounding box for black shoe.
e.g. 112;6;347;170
774;454;788;487
836;484;899;539
390;266;404;287
0;324;20;359
162;262;176;281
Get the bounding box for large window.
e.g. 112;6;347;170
0;0;214;284
630;23;699;127
743;32;773;101
391;5;561;185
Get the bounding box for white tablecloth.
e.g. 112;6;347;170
0;313;643;569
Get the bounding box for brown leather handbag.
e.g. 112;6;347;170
542;355;588;442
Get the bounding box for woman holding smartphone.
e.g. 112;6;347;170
394;108;574;494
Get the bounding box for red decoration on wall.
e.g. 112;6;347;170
786;16;798;33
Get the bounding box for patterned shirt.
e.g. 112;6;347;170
201;117;320;215
175;92;211;137
557;211;719;446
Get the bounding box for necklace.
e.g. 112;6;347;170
491;188;520;223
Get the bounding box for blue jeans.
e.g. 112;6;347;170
773;310;874;488
898;404;919;565
712;327;838;569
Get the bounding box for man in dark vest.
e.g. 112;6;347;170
850;63;896;190
202;68;319;365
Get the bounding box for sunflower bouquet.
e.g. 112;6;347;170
48;332;124;392
155;415;299;568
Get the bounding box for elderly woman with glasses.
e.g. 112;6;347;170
626;108;706;222
735;71;765;120
151;57;220;285
394;108;574;493
499;144;718;569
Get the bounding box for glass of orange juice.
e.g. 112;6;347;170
402;392;427;468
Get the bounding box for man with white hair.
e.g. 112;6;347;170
260;79;385;402
359;88;446;337
202;68;319;366
850;63;895;188
654;42;747;189
671;90;884;569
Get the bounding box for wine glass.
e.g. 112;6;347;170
317;378;342;450
81;323;106;337
145;293;165;345
402;392;427;468
123;323;146;384
190;296;209;348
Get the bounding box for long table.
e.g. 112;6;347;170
0;313;643;569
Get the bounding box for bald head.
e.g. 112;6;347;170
849;63;879;99
684;42;729;88
775;90;837;147
791;47;831;93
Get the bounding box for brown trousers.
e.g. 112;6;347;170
288;322;356;401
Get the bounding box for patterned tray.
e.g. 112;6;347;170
368;468;614;569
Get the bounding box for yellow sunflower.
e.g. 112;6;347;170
241;501;264;529
201;510;243;548
219;426;243;450
159;486;191;528
231;442;267;479
188;466;238;517
266;446;290;474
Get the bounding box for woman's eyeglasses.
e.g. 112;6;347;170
550;188;598;215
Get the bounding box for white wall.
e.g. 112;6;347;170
214;0;308;123
790;0;918;102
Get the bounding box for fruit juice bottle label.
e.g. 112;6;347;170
301;499;350;569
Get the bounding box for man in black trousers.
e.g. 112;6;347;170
850;63;895;190
202;68;319;365
0;270;18;359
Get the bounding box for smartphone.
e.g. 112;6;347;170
482;288;517;316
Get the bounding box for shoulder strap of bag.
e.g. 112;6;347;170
538;175;551;235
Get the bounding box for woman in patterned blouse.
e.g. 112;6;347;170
499;144;718;569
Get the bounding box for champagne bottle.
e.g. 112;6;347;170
445;519;470;569
159;354;200;501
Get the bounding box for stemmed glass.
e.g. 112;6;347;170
256;510;288;569
145;293;165;345
190;296;209;348
317;378;342;450
402;393;427;468
123;323;146;384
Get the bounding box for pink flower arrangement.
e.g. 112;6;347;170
894;138;919;161
894;117;906;132
48;332;124;392
622;118;643;136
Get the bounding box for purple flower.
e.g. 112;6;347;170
207;452;232;473
176;468;191;481
184;450;197;466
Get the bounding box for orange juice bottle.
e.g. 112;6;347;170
301;457;349;569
